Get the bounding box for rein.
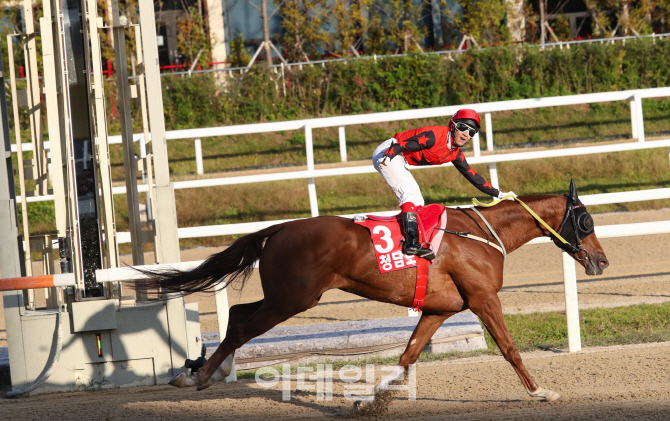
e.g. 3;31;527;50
472;194;590;262
434;207;507;259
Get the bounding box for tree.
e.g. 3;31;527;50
381;0;428;53
229;31;251;67
276;0;330;62
585;0;669;37
176;5;211;68
330;0;370;56
444;0;510;47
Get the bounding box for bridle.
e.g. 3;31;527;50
473;185;595;264
552;197;594;262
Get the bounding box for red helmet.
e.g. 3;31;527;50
449;109;481;131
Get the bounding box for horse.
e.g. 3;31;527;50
140;180;609;410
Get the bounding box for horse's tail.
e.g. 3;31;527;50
137;223;284;295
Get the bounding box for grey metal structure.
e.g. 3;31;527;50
0;0;202;394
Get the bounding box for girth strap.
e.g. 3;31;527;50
411;258;429;310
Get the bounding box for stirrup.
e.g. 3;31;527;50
415;246;435;260
403;243;435;261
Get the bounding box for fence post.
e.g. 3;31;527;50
562;251;582;352
194;138;204;175
473;132;481;157
488;163;499;189
634;94;645;142
485;112;494;151
629;98;638;140
305;126;319;217
215;284;237;382
338;126;347;162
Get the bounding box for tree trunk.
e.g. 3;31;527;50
505;0;525;43
262;0;272;66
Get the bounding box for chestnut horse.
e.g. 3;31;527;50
143;181;609;408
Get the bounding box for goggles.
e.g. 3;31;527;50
454;122;478;137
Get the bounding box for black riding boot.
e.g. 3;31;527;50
402;212;435;260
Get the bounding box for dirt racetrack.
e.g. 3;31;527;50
1;208;669;420
1;341;670;420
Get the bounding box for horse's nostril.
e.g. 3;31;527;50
600;260;609;269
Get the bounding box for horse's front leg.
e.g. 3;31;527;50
468;292;560;402
354;312;453;414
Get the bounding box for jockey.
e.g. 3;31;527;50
372;109;516;260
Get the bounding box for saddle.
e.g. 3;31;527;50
354;204;447;310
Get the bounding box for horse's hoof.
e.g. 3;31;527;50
196;381;212;391
529;387;561;402
353;400;363;412
169;373;197;388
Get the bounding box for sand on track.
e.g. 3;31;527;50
1;341;669;420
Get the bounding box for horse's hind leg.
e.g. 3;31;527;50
169;299;265;387
469;293;560;402
172;297;318;389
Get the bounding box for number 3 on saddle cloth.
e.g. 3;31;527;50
354;204;447;310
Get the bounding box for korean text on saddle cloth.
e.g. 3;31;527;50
354;205;447;274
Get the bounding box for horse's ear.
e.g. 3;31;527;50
569;178;578;203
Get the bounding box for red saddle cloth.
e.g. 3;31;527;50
355;203;447;273
354;204;447;310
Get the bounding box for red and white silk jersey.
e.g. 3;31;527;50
384;126;499;197
392;126;455;166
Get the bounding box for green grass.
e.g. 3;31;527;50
236;302;670;380
500;302;670;352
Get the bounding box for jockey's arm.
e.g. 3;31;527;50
452;153;500;197
383;131;436;160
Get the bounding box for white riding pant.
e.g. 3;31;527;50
372;138;425;207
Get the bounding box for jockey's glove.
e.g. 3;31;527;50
377;155;392;167
497;191;517;200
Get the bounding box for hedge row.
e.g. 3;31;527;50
154;38;670;130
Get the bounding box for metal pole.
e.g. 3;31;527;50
138;0;191;376
562;251;581;352
138;0;181;265
338;126;347;162
87;0;119;269
113;0;144;266
304;126;319;217
0;38;29;390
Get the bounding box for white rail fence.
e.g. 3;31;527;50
15;87;670;216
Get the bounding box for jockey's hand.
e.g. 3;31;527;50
377;155;391;167
497;191;517;200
